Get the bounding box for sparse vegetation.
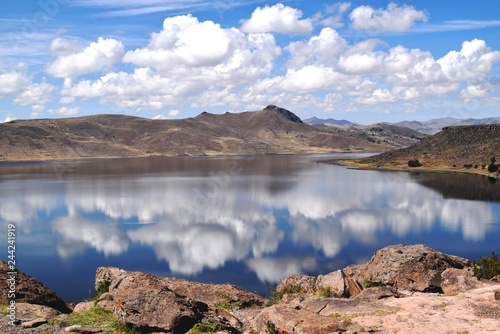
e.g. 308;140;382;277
361;279;386;289
211;291;252;310
93;279;111;305
265;285;302;305
472;251;500;279
265;320;278;334
316;286;333;298
62;306;139;334
187;324;218;334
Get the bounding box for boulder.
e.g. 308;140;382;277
15;303;63;320
0;260;71;313
249;294;369;333
495;290;500;301
96;267;263;307
64;325;103;333
20;318;47;328
276;275;316;294
316;270;349;298
277;270;363;299
96;292;114;310
95;267;260;332
73;301;93;313
343;244;471;292
355;286;399;301
441;268;480;296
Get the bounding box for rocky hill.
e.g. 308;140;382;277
0;105;423;162
344;124;500;175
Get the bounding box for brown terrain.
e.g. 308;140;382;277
338;124;500;177
0;105;425;162
1;244;499;333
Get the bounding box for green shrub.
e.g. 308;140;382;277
265;285;302;305
187;324;218;334
361;279;386;289
408;159;422;167
93;279;110;305
265;320;278;334
488;163;499;173
473;251;500;279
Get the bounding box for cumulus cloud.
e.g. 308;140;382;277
13;82;56;111
46;37;125;78
0;70;29;97
65;16;281;111
240;3;313;35
319;2;351;28
349;3;428;33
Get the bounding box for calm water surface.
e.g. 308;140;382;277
1;154;499;302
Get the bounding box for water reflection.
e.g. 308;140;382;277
0;155;499;301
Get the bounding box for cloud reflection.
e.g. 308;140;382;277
2;157;495;283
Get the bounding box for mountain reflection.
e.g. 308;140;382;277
1;155;498;286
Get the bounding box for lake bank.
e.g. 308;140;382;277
328;157;500;179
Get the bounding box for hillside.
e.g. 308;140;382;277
312;123;427;150
0;105;420;162
343;124;500;176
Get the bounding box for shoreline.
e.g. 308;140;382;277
327;158;500;179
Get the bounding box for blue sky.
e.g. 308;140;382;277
1;0;500;124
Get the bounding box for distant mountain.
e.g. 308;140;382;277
303;116;360;128
1;105;415;162
308;115;500;135
351;124;500;173
394;117;500;135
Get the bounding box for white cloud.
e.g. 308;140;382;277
59;96;75;104
13;82;56;108
460;84;488;99
349;3;428;33
0;70;29;97
168;109;179;117
49;37;81;56
48;106;80;116
319;2;351;28
152;114;167;120
46;37;125;78
66;15;280;111
1;114;16;123
240;3;313;35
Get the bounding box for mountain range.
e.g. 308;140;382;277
306;116;500;135
0;105;425;162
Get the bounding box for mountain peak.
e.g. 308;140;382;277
263;105;303;123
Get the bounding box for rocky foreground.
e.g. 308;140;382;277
1;244;499;334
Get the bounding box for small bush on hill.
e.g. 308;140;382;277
408;159;422;167
472;251;500;279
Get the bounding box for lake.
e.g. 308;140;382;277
1;153;499;302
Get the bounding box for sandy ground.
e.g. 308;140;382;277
353;285;500;334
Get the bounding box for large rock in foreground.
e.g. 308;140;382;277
96;267;263;332
0;260;70;313
343;244;471;292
